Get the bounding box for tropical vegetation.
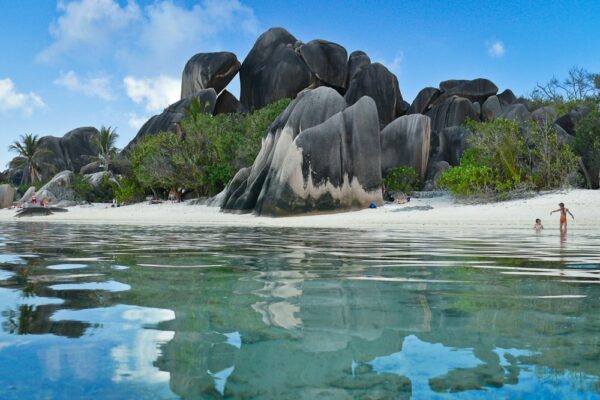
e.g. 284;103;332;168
8;134;52;185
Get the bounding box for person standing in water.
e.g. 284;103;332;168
550;202;574;234
533;218;544;232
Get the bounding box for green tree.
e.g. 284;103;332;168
81;126;120;173
8;134;52;184
573;109;600;188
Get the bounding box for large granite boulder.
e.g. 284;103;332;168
497;103;532;125
437;126;471;166
221;87;382;215
36;136;67;181
482;95;501;121
214;90;245;115
380;114;431;180
436;78;498;105
555;104;592;135
497;89;517;107
60;127;99;173
345;51;371;88
426;96;480;135
408;87;441;115
126;89;217;150
532;106;558;128
0;184;16;208
298;39;348;90
37;171;77;204
239;27;312;111
180;52;241;98
345;63;404;127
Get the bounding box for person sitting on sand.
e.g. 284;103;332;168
396;196;411;205
550;202;574;234
31;192;37;205
533;218;544;232
41;197;49;208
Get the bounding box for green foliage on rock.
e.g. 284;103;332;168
383;166;420;194
574;109;600;185
439;118;578;198
72;174;118;203
128;98;291;198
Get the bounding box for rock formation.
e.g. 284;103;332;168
180;52;241;98
0;184;15;208
220;87;383;215
380;115;431;180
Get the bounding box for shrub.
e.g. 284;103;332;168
114;176;145;204
384;166;420;194
72;174;118;202
573;108;600;187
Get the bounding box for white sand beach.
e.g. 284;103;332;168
1;189;597;231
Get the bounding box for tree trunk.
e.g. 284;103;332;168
578;157;592;189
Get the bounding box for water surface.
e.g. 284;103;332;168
0;223;599;399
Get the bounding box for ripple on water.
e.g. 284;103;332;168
49;280;131;292
47;264;88;270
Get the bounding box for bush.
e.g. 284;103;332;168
384;166;420;194
573;108;600;187
114;176;145;204
72;174;118;202
439;118;578;198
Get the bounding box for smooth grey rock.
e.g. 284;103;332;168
37;136;67;181
437;127;471;166
497;103;532;125
240;27;312;111
180;52;241;98
15;207;54;218
256;96;382;216
17;186;36;205
472;101;481;118
298;39;348;90
214;90;245;115
222;87;363;215
60;127;99;173
424;161;450;191
426;96;480;135
555;104;592;135
497;89;517;108
436;78;498;105
409;87;441;115
126;89;217;150
553;124;575;145
482;96;501;121
54;200;78;207
380;114;431;180
0;184;16;208
37;170;76;204
532;106;558;128
83;171;116;189
345;63;404;127
439;79;469;92
345;51;371;89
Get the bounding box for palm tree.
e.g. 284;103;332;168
8;134;51;184
81;126;120;173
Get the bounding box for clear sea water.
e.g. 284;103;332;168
0;222;599;399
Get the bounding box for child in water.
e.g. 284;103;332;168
550;202;574;234
533;218;544;232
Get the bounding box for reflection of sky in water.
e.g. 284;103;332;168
0;270;15;280
49;281;131;292
46;264;88;270
209;366;235;395
0;304;178;399
0;254;25;264
369;335;482;397
0;288;64;306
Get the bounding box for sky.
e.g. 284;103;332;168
1;0;599;167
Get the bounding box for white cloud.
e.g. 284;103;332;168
487;40;506;58
38;0;259;70
378;51;403;75
0;78;46;116
38;0;141;63
54;70;115;100
123;75;180;113
127;113;150;130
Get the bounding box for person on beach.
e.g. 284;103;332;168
550;202;574;233
31;192;37;205
533;218;544;232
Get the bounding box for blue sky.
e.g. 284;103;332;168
1;0;599;167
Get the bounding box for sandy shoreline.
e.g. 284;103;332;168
0;189;598;231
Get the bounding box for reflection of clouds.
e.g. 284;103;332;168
252;301;301;330
111;329;174;383
223;331;241;349
368;335;482;398
251;271;314;330
208;366;234;395
122;308;175;324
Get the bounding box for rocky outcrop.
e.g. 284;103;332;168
126;89;217;150
532;106;558;128
482;96;501;121
61;127;99;173
436;127;471;166
497;89;517;107
180;52;241;98
436;78;498;105
214;90;245;115
346;51;371;88
555;104;592;135
497;103;532;125
380;115;431;180
0;184;16;208
408;87;441;115
239;28;313;111
345;63;405;127
426;96;480;135
298;39;348;90
220;87;383;215
37;171;77;204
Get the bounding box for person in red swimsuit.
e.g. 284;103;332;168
550;202;574;234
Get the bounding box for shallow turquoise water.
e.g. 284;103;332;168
0;223;599;399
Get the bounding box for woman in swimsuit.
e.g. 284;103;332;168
550;202;574;234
